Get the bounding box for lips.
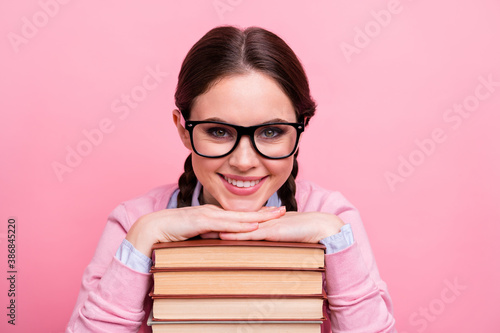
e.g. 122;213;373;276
218;174;267;196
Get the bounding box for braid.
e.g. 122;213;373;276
177;154;198;208
277;152;299;211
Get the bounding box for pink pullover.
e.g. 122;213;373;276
66;180;395;332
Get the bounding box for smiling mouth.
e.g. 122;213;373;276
223;175;263;188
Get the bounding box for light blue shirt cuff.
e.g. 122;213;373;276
319;223;354;254
115;239;152;273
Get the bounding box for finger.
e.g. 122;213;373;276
200;220;259;234
258;206;278;212
219;231;265;241
209;206;286;223
219;227;268;241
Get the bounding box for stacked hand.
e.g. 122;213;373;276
126;205;344;257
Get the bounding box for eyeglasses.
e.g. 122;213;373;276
184;120;304;159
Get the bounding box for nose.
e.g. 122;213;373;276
228;136;259;171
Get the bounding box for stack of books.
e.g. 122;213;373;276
148;239;326;332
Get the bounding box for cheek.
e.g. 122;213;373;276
191;155;223;181
266;158;294;182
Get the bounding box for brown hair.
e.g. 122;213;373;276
175;26;316;210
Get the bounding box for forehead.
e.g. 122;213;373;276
190;72;297;125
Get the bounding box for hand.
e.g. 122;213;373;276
199;206;282;239
126;205;286;257
219;211;345;243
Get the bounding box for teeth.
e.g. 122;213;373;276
224;176;261;188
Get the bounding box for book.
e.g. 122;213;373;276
152;239;325;269
151;293;326;320
150;268;324;295
149;321;323;333
147;312;322;333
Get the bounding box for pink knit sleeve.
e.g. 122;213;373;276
65;203;153;333
323;204;395;333
296;181;395;333
324;244;395;332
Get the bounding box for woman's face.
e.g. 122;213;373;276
174;71;298;212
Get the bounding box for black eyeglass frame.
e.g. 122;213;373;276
184;120;305;159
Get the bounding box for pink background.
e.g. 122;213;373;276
1;1;499;332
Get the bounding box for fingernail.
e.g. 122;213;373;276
271;206;285;213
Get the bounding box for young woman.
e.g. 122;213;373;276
67;26;395;333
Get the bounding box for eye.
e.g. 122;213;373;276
264;129;277;138
205;126;234;139
258;126;283;139
212;128;227;137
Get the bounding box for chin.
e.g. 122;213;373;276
220;198;266;212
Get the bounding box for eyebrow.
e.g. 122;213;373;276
201;117;295;124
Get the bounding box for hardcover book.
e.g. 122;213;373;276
147;312;323;333
152;239;325;269
150;293;326;321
